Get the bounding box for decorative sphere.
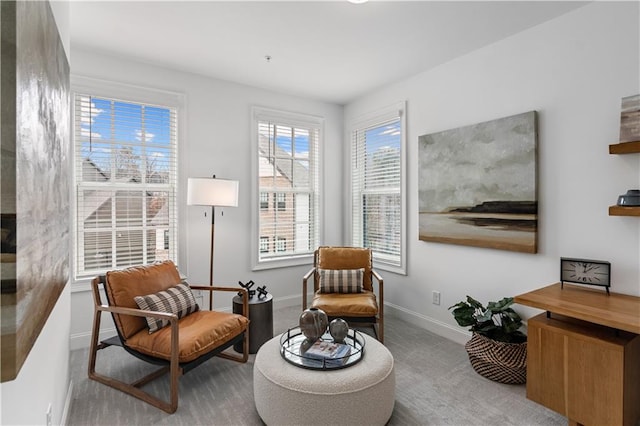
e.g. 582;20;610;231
299;308;328;341
329;318;349;343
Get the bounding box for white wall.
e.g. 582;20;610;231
0;286;71;426
345;1;640;344
0;2;73;425
69;48;344;349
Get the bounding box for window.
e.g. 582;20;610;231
350;102;406;274
252;107;322;269
73;82;179;278
276;192;286;211
260;192;269;209
259;236;269;253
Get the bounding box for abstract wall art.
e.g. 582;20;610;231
1;0;70;382
418;111;538;253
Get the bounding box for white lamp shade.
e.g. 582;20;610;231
187;178;239;207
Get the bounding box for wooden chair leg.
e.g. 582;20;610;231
89;367;178;413
217;330;249;363
88;309;181;414
87;308;102;379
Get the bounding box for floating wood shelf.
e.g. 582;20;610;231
609;140;640;154
609;140;639;217
609;205;640;216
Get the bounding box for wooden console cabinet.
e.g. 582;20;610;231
515;283;640;426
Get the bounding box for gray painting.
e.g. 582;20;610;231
418;111;537;253
1;0;70;382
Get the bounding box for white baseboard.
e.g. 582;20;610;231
60;379;73;426
384;302;471;346
272;293;303;310
70;327;118;351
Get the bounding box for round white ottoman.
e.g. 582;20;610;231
253;333;395;426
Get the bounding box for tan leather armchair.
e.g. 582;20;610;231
88;260;249;413
303;246;384;343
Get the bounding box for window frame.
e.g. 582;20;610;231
70;75;186;288
348;101;407;275
251;106;323;270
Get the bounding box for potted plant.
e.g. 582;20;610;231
449;296;527;384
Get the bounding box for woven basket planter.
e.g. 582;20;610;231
464;333;527;384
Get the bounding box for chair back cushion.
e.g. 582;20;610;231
316;246;373;291
105;260;182;340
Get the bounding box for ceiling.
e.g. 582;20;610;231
70;1;586;105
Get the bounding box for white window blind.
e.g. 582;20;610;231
254;109;321;266
351;104;405;271
73;93;178;278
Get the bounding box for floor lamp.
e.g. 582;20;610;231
187;176;239;310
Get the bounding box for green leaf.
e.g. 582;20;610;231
448;301;469;310
487;297;513;313
450;304;476;327
466;296;485;310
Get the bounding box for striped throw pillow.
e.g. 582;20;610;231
318;268;364;294
134;283;199;333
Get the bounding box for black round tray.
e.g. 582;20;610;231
279;326;365;370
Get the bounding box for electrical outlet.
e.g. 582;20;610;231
432;291;441;305
46;403;52;426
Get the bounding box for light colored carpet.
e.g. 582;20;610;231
67;306;565;425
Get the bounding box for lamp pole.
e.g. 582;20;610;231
209;202;215;311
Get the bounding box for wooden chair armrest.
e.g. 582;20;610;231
372;269;383;286
302;267;316;309
188;286;249;319
189;284;241;292
303;267;316;282
95;304;178;322
371;269;384;324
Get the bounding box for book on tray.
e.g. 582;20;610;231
303;340;351;366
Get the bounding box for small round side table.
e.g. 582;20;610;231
232;293;273;354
